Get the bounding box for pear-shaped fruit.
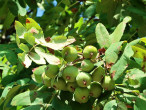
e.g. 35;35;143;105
92;66;105;83
74;87;89;103
102;76;115;91
62;46;77;62
52;78;66;90
62;66;79;82
32;66;46;83
45;64;59;78
67;82;78;92
89;82;102;98
81;59;94;72
76;72;91;87
42;73;51;87
83;45;97;59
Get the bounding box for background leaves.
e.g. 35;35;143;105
0;0;146;110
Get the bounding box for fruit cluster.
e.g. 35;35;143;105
41;45;115;104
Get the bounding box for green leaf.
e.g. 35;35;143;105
0;49;18;65
23;105;44;110
105;41;123;63
52;96;72;110
16;35;20;46
26;18;42;30
1;66;10;79
29;52;46;65
19;43;29;52
84;4;96;18
35;47;60;65
25;0;38;9
103;100;117;110
132;44;146;59
5;50;18;65
24;32;35;45
0;82;15;100
127;6;146;17
122;93;146;110
117;101;127;110
111;44;134;81
0;0;8;17
134;97;146;110
8;0;26;16
51;36;67;43
3;11;15;29
62;0;70;5
74;17;84;32
0;43;17;50
16;78;30;86
34;31;46;44
141;38;146;44
0;78;30;105
18;53;32;68
3;85;21;110
15;21;27;38
95;23;111;49
125;69;146;88
11;90;52;106
11;91;35;106
110;16;131;43
17;0;26;16
42;37;76;50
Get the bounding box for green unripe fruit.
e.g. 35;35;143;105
92;67;105;83
45;64;59;78
62;46;77;62
76;72;91;87
83;45;97;59
67;82;78;92
74;87;89;103
89;82;102;98
32;66;46;83
62;66;79;82
81;59;94;72
52;78;66;90
102;76;115;91
42;73;51;87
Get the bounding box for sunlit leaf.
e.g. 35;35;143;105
95;23;111;49
29;52;46;65
35;47;60;65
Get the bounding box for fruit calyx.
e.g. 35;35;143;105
66;76;71;80
82;96;86;100
83;80;87;85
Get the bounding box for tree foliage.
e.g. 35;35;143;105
0;0;146;110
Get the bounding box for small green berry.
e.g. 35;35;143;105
102;76;115;91
92;66;105;83
62;46;77;62
45;64;59;78
52;78;66;90
76;72;91;87
62;66;79;82
81;59;94;72
74;87;89;103
89;82;102;98
42;73;51;87
83;45;97;59
67;82;78;92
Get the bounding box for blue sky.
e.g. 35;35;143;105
36;0;57;17
36;8;44;17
